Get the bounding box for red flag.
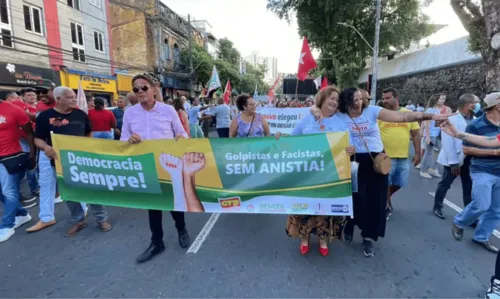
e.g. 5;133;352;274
223;80;231;104
267;76;281;103
321;76;328;90
297;37;317;81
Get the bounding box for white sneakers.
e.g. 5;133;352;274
420;169;441;179
420;172;432;179
487;277;500;299
14;214;32;229
54;196;64;204
0;214;33;243
0;228;15;243
428;168;442;178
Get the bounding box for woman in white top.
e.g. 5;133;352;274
312;87;452;257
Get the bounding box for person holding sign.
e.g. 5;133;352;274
282;86;355;257
28;87;111;236
229;94;271;138
311;87;453;257
121;74;190;264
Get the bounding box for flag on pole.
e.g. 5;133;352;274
76;81;88;114
321;76;328;90
223;80;232;104
253;83;258;98
313;75;322;90
267;76;281;103
297;37;317;81
207;65;221;94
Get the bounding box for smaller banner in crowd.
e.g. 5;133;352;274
52;132;353;216
257;107;310;135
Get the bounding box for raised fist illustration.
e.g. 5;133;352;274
159;152;183;177
182;152;206;176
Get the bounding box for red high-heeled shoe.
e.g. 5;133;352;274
319;246;329;257
300;244;309;255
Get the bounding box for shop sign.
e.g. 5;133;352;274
1;62;59;88
78;75;115;92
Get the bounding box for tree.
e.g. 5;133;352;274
181;45;213;88
218;38;241;66
184;37;268;95
267;0;434;88
214;59;241;89
450;0;500;91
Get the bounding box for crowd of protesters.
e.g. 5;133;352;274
0;78;499;298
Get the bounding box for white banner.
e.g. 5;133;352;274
257;107;310;135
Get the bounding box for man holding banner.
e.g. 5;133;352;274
121;74;190;264
28;86;112;236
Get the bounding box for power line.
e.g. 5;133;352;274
3;34;149;71
4;4;112;48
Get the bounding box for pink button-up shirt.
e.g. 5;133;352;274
120;101;188;141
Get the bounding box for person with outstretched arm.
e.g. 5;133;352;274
440;111;500;299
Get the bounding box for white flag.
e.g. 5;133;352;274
76;81;88;114
313;75;322;90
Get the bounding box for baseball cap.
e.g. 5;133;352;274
484;92;500;109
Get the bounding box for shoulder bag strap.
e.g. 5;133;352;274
348;114;376;164
246;114;256;137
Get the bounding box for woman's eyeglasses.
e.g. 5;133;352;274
133;85;149;93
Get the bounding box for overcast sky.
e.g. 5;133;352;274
163;0;468;73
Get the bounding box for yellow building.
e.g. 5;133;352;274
116;74;134;95
60;70;118;105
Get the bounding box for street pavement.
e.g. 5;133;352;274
1;134;498;298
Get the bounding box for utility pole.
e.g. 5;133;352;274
370;0;382;105
188;14;194;97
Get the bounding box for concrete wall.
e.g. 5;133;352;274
359;37;487;109
57;0;111;74
0;0;50;67
359;37;481;82
109;3;155;72
375;62;486;109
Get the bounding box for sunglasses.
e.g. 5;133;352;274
133;85;149;93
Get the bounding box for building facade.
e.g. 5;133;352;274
0;0;60;90
110;0;203;98
57;0;117;103
0;0;116;102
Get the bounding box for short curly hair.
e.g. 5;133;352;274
315;85;340;108
236;93;253;111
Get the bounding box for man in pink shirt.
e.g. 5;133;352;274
120;74;190;264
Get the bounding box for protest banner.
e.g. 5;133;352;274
52;132;353;216
256;107;309;135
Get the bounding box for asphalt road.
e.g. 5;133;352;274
1;135;498;298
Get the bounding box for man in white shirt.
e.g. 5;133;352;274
433;94;478;219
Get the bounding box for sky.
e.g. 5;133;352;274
163;0;469;74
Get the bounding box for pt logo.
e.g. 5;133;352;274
0;115;6;124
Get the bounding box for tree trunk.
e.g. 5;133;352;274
483;0;500;92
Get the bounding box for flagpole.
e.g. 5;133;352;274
294;78;299;101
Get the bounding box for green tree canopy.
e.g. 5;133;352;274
218;38;241;66
268;0;434;87
184;37;269;94
182;44;214;88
